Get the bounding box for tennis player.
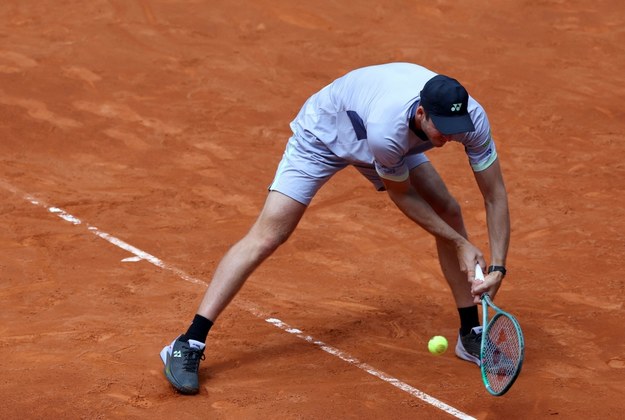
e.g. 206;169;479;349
160;62;510;394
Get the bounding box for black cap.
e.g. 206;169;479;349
420;75;475;135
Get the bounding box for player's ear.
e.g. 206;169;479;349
415;105;427;121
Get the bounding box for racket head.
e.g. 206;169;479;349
480;296;525;396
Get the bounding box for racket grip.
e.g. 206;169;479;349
475;263;485;281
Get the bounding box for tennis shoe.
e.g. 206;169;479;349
160;336;206;394
455;326;482;366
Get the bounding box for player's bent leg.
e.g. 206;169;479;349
409;163;472;304
409;163;483;366
161;191;307;394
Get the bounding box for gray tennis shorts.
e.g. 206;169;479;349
268;132;429;205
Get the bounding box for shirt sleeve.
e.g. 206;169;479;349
462;105;498;172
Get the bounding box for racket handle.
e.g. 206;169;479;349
475;263;485;281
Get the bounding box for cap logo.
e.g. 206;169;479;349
451;103;462;112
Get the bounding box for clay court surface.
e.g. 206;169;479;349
1;1;625;418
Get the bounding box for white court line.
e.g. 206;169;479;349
0;181;476;420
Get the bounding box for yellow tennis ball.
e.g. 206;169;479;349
428;336;448;355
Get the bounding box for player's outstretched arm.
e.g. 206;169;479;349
472;158;510;301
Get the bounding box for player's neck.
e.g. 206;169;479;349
412;116;422;131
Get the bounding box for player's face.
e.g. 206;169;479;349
415;106;452;147
421;116;452;147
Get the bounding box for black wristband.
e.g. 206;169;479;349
488;265;507;277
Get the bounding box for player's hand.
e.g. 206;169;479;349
455;240;486;284
471;271;504;303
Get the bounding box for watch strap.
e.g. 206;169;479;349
487;265;507;277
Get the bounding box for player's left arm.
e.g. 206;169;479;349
471;157;510;301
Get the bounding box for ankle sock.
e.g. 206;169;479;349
457;305;479;336
181;314;213;343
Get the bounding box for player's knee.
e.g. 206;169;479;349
438;198;464;229
265;229;291;250
249;228;291;260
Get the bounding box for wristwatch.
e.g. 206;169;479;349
487;265;507;277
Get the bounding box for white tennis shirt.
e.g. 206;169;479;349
290;62;497;182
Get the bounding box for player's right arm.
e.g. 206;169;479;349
382;176;484;278
367;121;484;279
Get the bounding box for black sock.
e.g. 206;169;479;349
457;305;479;336
181;314;213;343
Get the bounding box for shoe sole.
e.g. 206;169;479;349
454;340;481;367
159;345;170;365
160;345;199;395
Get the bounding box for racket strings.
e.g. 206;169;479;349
482;315;522;393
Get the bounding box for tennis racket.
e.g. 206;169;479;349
475;264;525;396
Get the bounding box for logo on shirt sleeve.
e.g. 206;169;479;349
479;131;493;149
